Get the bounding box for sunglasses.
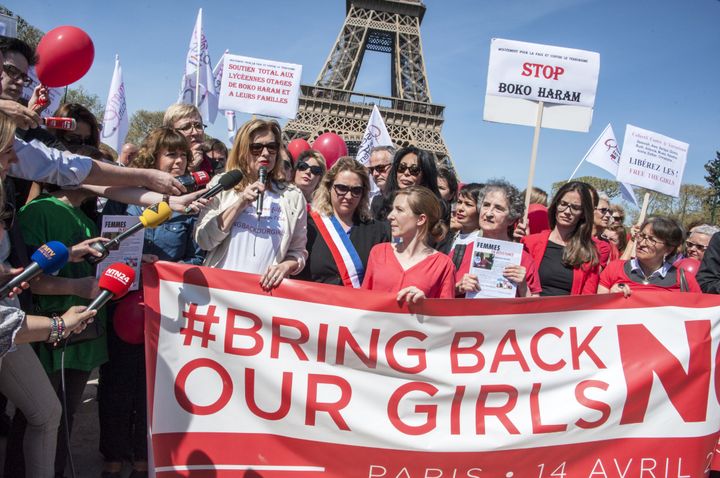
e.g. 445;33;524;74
685;240;707;252
333;184;364;198
595;207;612;216
296;161;323;175
397;163;421;176
250;142;279;155
62;134;94;147
368;163;391;175
2;64;32;87
175;121;206;133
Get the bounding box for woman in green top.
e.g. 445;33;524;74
16;144;110;477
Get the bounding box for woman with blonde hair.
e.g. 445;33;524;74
293;149;327;203
299;157;389;286
195;118;307;289
362;186;456;301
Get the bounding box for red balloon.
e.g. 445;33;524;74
35;26;95;87
113;290;145;344
287;139;311;163
312;132;347;169
675;258;700;276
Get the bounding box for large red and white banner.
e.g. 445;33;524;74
144;262;720;477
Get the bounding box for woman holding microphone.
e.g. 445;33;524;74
194;119;307;288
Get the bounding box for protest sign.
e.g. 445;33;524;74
467;237;523;299
484;38;599;132
616;125;688;198
144;262;720;477
96;215;143;291
218;54;302;119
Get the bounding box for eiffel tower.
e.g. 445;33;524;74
283;0;452;166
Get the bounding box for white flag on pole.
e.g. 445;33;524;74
177;9;217;123
580;123;639;207
101;54;129;153
355;105;393;166
213;49;228;105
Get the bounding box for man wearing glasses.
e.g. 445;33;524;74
684;224;719;262
367;145;394;195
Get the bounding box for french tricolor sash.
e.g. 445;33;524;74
311;211;364;288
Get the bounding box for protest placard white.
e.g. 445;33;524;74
218;54;302;119
467;237;523;299
616;124;688;198
96;215;143;291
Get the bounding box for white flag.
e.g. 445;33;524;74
580;123;639;207
101;54;129;153
355;105;393;166
213;49;229;105
177;9;217;123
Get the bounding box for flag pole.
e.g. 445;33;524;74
195;9;201;109
523;101;544;223
567;157;584;182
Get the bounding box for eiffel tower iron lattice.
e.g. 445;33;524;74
283;0;453;167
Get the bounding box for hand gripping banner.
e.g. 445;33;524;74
143;262;720;477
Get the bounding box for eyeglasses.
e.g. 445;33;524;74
175;121;205;133
249;142;279;155
2;64;32;87
636;232;664;247
612;215;624;222
595;207;612;216
556;200;583;213
685;240;707;252
333;184;364;198
296;161;323;176
397;163;421;176
368;163;391;175
62;134;94;147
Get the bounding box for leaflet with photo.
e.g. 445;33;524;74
95;215;143;291
467;237;523;299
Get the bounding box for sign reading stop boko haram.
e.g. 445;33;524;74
486;38;600;108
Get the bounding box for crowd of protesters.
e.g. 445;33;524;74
0;34;720;478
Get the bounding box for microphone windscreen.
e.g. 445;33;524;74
218;170;243;190
31;241;69;274
139;201;172;228
98;263;135;298
191;171;211;186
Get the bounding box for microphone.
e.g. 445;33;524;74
87;263;136;311
85;201;173;264
0;241;69;299
176;171;210;193
42;117;77;131
183;169;243;213
256;166;268;217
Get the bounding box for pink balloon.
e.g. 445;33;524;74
675;258;700;276
113;291;145;344
287;138;311;163
312;132;347;169
36;26;95;87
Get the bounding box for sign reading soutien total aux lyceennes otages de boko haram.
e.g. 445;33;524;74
484;38;600;132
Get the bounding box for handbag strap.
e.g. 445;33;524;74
679;267;689;292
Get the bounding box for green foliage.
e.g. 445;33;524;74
126;110;165;146
704;151;720;223
550;176;621;199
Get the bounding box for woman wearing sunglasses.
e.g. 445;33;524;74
195;119;307;290
598;216;700;295
299;157;389;287
292;149;326;204
362;186;455;301
522;181;601;296
47;103;100;149
370;146;442;222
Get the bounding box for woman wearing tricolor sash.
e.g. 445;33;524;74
299;157;389;287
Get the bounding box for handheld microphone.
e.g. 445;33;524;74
42;117;77;131
176;171;211;193
85;202;173;265
0;241;69;299
183;169;243;213
87;263;135;311
256;166;268;217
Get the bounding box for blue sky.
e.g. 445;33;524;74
7;0;720;200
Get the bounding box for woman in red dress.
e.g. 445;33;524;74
598;216;700;295
362;186;456;301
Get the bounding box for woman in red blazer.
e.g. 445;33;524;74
522;181;600;295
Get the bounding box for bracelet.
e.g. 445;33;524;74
56;314;66;340
162;194;170;204
47;314;60;344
